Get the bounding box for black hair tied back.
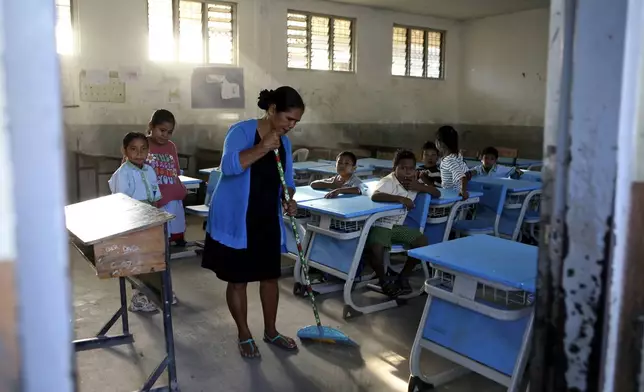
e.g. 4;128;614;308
257;86;305;113
257;89;274;111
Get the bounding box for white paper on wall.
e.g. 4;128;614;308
221;78;240;100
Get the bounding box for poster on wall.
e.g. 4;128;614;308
191;67;245;109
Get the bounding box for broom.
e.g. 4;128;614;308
273;149;356;346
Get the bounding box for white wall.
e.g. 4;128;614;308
62;0;461;132
458;8;549;127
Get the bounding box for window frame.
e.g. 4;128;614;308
287;10;356;73
147;0;238;64
55;0;76;56
392;24;446;80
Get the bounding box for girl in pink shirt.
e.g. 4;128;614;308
146;109;188;245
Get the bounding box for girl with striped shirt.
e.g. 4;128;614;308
436;126;470;199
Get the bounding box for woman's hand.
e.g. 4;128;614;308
259;131;281;152
283;199;297;216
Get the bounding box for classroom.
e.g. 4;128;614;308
1;0;639;391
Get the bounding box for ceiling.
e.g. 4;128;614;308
328;0;550;20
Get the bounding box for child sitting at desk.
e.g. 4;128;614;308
368;150;440;297
468;146;521;179
436;125;470;199
417;141;441;186
310;151;367;198
109;132;178;313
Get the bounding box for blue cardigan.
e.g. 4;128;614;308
206;119;295;250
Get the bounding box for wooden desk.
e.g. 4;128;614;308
65;194;179;392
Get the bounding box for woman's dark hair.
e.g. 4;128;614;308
122;132;149;149
393;149;417;167
336;151;357;166
435;125;459;155
480;146;499;159
422;141;439;153
257;86;305;113
149;109;176;127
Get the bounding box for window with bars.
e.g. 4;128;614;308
148;0;235;64
287;12;354;72
392;26;444;79
56;0;74;55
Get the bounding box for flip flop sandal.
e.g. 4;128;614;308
381;279;402;298
263;333;298;351
238;338;261;358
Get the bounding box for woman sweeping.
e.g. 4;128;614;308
202;86;305;358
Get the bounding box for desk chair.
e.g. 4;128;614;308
292;148;310;162
367;193;433;299
452;182;507;237
185;169;221;245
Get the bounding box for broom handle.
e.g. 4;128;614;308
273;149;323;328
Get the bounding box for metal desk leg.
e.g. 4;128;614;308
73;277;134;352
161;267;178;391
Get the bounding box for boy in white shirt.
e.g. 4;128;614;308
368;150;440;297
310;151;368;198
469;146;520;179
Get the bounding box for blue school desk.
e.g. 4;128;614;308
520;170;542;182
198;167;217;175
282;186;330;261
407;235;536;391
498;157;542;169
295;195;412;317
292;161;330;185
179;175;202;192
471;177;542;241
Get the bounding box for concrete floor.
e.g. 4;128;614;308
73;218;505;392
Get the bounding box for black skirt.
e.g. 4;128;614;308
201;131;286;283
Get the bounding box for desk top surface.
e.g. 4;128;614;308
357;158;424;170
293;186;329;202
464;157;541;168
298;195;403;218
433;189;483;205
471;177;542;193
520;170;542;182
179;175;202;184
65;194;174;245
198;167;219;175
408;235;537;292
293;161;329;171
308;165;373;174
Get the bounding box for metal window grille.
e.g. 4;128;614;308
391;25;444;79
56;0;73;55
148;0;235;64
287;11;354;72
